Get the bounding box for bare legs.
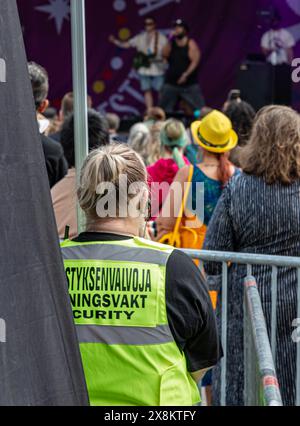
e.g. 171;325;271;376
144;90;154;111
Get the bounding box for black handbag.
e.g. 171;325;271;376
133;52;155;70
133;32;159;71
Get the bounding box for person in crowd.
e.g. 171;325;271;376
43;107;60;136
144;106;166;127
156;110;238;247
60;92;75;122
60;143;221;406
261;10;295;66
51;109;109;239
203;105;300;406
156;110;238;405
28;62;68;188
106;112;120;142
59;92;93;123
148;120;165;165
142;107;166;164
160;19;205;114
200;106;213;118
128;122;152;165
223;98;255;167
51;92;93;143
261;10;295;106
185;106;213;165
147;119;190;219
109;16;168;110
106;112;126;144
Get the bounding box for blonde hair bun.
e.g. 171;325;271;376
78;143;148;217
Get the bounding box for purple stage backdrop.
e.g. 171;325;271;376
17;0;300;115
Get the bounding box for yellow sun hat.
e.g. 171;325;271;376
191;110;238;154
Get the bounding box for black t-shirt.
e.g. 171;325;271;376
166;39;199;87
73;232;222;372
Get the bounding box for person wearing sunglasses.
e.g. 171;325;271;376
109;17;168;111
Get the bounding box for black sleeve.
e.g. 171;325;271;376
165;250;222;372
41;134;68;188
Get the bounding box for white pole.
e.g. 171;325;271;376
71;0;89;234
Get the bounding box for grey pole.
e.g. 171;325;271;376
71;0;89;234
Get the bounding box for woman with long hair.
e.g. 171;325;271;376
204;105;300;406
156;110;238;405
156;110;238;248
223;99;256;167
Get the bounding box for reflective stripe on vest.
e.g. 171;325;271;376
76;324;173;345
62;244;170;266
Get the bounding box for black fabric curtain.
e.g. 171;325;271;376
0;0;89;406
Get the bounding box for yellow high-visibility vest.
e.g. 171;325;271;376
61;237;200;406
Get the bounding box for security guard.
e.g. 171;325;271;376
61;143;221;406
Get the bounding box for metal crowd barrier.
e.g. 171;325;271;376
244;276;282;406
182;249;300;406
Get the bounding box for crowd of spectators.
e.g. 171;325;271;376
29;59;299;407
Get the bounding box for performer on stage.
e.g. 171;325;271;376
109;17;168;111
159;19;205;114
261;10;295;106
261;11;295;66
